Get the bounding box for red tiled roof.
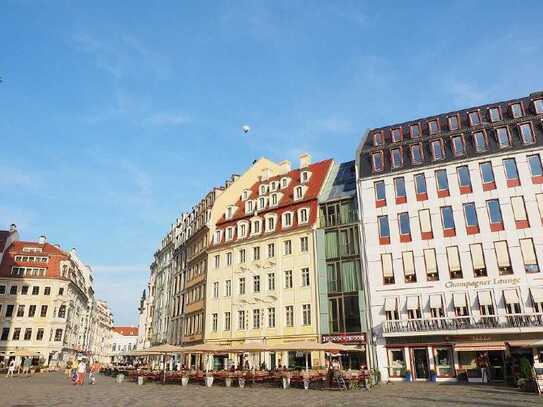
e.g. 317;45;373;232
112;326;138;336
0;240;69;278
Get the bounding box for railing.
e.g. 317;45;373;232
383;313;543;334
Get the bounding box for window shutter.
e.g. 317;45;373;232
402;251;415;276
381;253;394;278
470;243;486;270
520;238;538;265
424;249;437;274
494;241;511;268
446;246;461;272
511;196;527;221
419;209;432;233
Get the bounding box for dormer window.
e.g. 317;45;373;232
266;216;276;232
428;119;440;135
281;177;290;189
511;103;524;118
238;222;248;238
468;111;481;126
299;208;309;224
257;196;267;210
246;200;254;214
242;190;250;201
451;135;465;157
259;184;267;195
300;170;311;183
391;128;402;142
372;152;384;172
252;219;261;235
390;148;403;169
294;186;304;200
489;107;501;122
226;227;234;241
283;212;293;228
448;115;459;131
373;131;384;146
534;99;543;114
226;206;235;220
270;181;278;191
214;230;222;245
409;123;420;138
270;193;279;206
431;140;444;161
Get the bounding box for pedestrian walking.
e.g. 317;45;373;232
89;361;101;385
6;359;16;378
76;359;87;385
65;360;73;378
22;357;32;376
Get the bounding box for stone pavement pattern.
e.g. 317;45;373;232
0;373;542;407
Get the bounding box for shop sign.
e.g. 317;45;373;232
322;333;366;343
445;276;520;289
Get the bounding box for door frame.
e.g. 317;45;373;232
411;347;430;380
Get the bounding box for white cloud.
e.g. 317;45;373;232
141;112;191;127
447;80;489;106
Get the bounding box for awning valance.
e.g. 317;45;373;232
384;297;397;312
455;342;505;352
453;292;467;308
503;289;520;305
430;294;442;309
477;291;492;306
406;296;420;310
531;287;543;303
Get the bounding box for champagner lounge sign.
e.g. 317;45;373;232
445;277;520;289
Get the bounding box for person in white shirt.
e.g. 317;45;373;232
76;360;87;385
6;359;16;378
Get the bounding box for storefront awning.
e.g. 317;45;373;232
455;342;505;352
477;291;492;306
503;289;520;304
508;339;543;347
453;292;467;308
531;287;543;303
384;297;397;312
429;294;442;309
406;296;419;311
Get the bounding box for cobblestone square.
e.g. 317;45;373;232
1;373;541;407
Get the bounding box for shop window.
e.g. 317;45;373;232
381;253;394;285
470;243;487;277
447;246;462;279
402;251;416;283
494;241;512;275
434;348;454;377
424;248;439;281
387;348;406;377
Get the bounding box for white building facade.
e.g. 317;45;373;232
357;92;543;383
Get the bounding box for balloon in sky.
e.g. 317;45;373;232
242;125;251;134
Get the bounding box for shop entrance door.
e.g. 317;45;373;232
413;348;429;380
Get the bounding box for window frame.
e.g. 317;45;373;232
410;143;424;165
447;114;460;131
451;135;466;157
472;130;488;153
468;110;481;127
431;139;445;161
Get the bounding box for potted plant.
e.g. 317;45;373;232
181;370;189;386
205;371;214;387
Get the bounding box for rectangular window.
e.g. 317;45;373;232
511;196;529;228
377;215;390;241
431;140;444;160
411;144;423;164
285;270;293;288
470;243;487;277
398;212;411;236
375;180;386;204
17;305;25;317
268;273;275;290
59;287;64;296
489;107;501;122
511;103;523;118
468;111;481;126
253;275;260;293
5;305;14;318
253;247;260;261
28;305;36;317
435;169;449;194
225;280;231;297
0;285;5;295
54;329;63;341
212;313;218;332
226;252;232;265
372;152;384;172
402;251;416;283
239;278;246;295
36;328;44;341
239;249;246;263
496;127;511;148
519;123;535;144
503;158;520;186
528;154;543;178
494;241;512;275
391;148;402;169
473;131;488;152
463;202;479;232
40;305;48;317
224;312;231;331
302;304;311;325
457;166;472;192
447;246;462;279
394;177;406;203
486;199;503;225
285;306;294;327
214;255;220;269
268;243;275;258
301;268;310;286
1;328;9;341
213;282;219;298
21;285;29;295
424;248;439;281
452;136;465;156
253;309;261;329
381;253;394;285
300;237;308;252
504;289;522;314
373;131;384;146
410;123;420;138
535;99;543;114
391;128;402;142
238;311;246;330
428;119;439;135
520;238;539;273
414;173;427;196
479;162;495;187
44;287;51;295
268;307;276;328
10;286;17;295
419;209;433;239
284;240;292;255
448;115;459;131
478;291;495;316
440;206;455;231
13;328;21;341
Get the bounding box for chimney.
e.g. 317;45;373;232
299;153;311;169
9;224;16;232
71;248;77;257
38;235;47;244
260;168;272;181
279;160;291;174
231;174;240;182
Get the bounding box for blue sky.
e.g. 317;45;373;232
2;1;542;324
